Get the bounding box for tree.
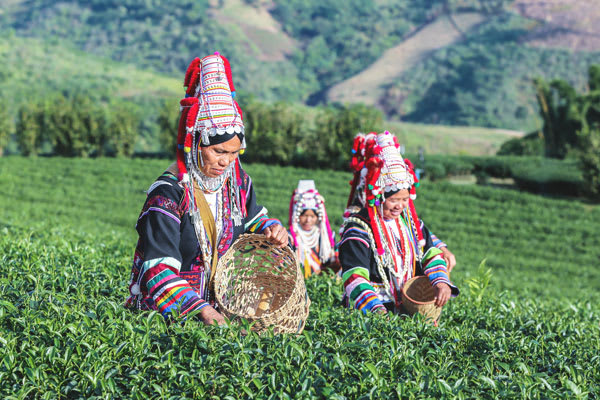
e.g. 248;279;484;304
107;100;139;157
575;66;600;200
15;105;41;156
43;93;108;157
313;103;383;169
157;98;180;157
533;78;581;159
0;101;12;156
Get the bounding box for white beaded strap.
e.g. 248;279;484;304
342;216;394;299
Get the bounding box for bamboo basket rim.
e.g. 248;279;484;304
401;275;436;306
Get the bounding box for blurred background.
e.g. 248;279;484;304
1;1;599;187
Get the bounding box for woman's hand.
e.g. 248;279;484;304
199;305;226;326
434;283;451;307
440;247;456;272
263;224;288;248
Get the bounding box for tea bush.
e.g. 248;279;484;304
0;157;599;398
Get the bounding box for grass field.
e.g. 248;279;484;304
389;121;524;156
1;157;599;398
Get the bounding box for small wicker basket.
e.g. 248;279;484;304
213;234;311;334
401;276;441;323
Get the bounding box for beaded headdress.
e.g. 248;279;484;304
174;52;248;276
176;52;245;182
288;180;335;268
345;131;423;255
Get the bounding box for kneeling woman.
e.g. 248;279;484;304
288;180;336;278
125;53;286;325
339;132;458;314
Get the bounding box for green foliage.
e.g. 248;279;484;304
497;131;545;156
107;100;140;158
0;100;12;156
396;14;600;130
271;0;446;102
242;101;383;169
511;158;584;196
465;259;492;303
15;105;41;156
12;92;142;157
408;154;586;198
533;77;581;159
43;93;109;157
156;98;180;157
532;65;600;199
1;156;599;398
574;65;600;200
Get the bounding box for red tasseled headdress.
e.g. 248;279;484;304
176;97;199;180
346;134;367;208
404;158;425;245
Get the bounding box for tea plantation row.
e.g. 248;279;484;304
0;157;599;399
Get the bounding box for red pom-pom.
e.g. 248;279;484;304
185;66;200;96
220;54;236;93
184;58;200;87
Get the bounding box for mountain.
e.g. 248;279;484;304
1;0;599;131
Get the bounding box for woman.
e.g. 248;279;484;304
344;133;457;272
288;180;336;278
339;132;459;314
125;52;287;325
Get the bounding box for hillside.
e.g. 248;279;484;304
515;0;600;51
327;12;486;107
1;0;600;133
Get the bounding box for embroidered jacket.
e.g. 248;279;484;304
339;208;459;314
125;166;280;319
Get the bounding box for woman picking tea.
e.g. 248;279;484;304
125;53;286;325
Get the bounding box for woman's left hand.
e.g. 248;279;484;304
434;283;451;307
263;224;288;248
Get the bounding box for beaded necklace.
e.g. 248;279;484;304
297;225;320;250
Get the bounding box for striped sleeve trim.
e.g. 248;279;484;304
141;257;181;276
244;207;268;230
343;273;383;313
337;236;370;248
354;290;384;313
338;224;371;248
422;252;453;289
430;233;447;249
144;264;208;318
245;210;282;233
341;266;370;282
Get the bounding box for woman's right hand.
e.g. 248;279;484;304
199;305;226;325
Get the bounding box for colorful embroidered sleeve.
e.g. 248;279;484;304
338;222;386;313
421;247;460;296
242;173;281;233
135;179;209;318
420;220;447;249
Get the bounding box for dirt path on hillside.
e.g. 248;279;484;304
327;13;486;105
513;0;600;51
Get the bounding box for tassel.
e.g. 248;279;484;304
220;53;236;94
185;66;200;96
184;57;200;87
368;206;385;256
184;100;199;151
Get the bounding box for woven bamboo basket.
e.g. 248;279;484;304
401;276;441;323
213;234;311;334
